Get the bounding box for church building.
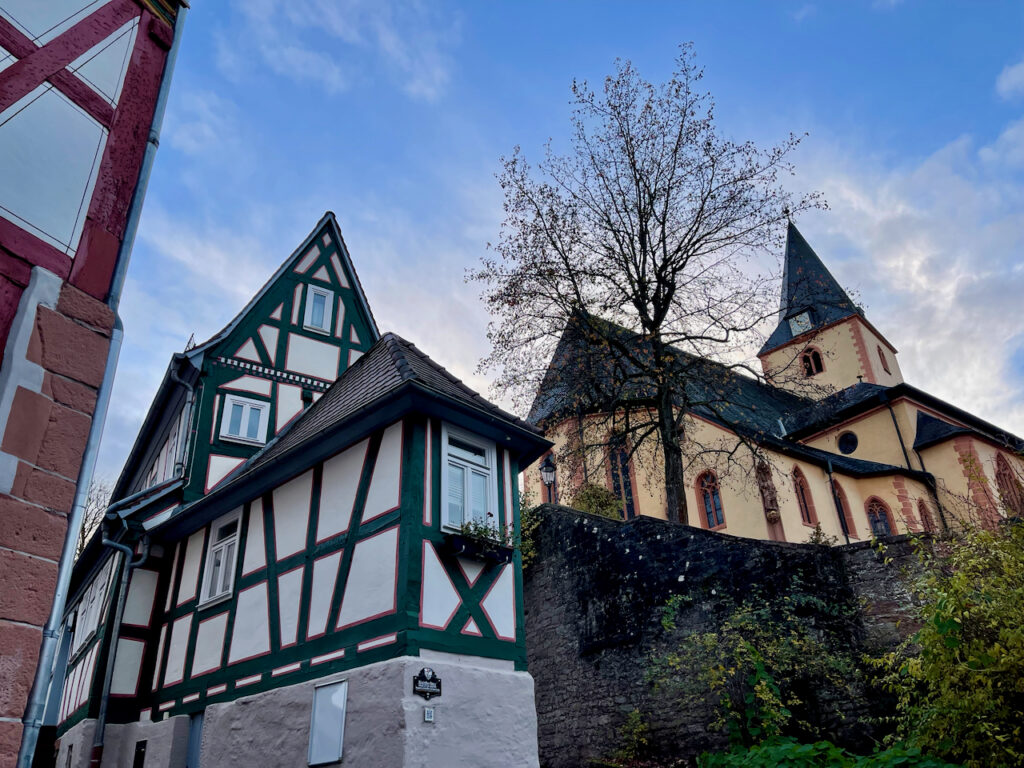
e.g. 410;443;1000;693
524;222;1024;543
49;213;549;767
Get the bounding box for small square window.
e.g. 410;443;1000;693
220;395;269;445
200;511;241;604
308;680;348;765
441;424;498;531
303;285;334;334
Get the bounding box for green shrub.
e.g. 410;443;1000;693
571;482;624;519
697;738;960;767
870;523;1024;767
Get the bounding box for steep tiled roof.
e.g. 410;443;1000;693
783;382;889;435
759;222;863;356
529;314;810;439
220;333;540;488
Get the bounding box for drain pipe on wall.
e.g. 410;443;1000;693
16;7;188;767
90;533;150;768
825;459;851;546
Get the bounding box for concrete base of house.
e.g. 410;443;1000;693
57;652;539;767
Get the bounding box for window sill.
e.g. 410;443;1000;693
801;520;820;528
197;592;232;612
302;324;332;336
219;434;266;448
706;523;727;532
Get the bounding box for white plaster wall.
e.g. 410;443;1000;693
195;654;539;768
101;714;190;768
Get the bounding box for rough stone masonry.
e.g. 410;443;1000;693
523;504;924;768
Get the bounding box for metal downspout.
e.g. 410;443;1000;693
90;535;149;768
16;7;189;767
914;448;950;533
883;392;914;470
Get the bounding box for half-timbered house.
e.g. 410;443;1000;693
52;213;550;768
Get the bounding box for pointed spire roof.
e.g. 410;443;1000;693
759;222;862;355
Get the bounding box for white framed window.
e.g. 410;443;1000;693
303;285;334;334
441;423;498;530
200;511;241;605
308;679;348;765
220;394;269;445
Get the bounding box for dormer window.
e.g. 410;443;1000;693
877;346;891;374
304;285;334;334
788;311;812;336
801;348;824;377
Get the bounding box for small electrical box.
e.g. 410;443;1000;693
424;707;435;723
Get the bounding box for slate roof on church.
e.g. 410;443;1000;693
758;222;863;356
220;332;541;488
913;411;973;451
528;314;811;440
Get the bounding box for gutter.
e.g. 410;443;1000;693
16;7;188;767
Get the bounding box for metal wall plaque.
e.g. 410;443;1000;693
413;667;442;700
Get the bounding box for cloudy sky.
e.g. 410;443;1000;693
94;0;1024;481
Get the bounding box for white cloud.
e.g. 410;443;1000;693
792;4;815;23
217;0;458;100
996;56;1024;101
790;120;1024;437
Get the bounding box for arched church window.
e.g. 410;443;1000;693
877;346;891;374
995;453;1024;517
697;471;725;529
866;497;894;537
792;467;817;525
801;348;824;377
833;480;856;538
918;499;936;533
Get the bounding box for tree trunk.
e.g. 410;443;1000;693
657;388;688;525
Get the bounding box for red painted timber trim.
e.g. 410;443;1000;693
0;0;138;114
0;216;72;277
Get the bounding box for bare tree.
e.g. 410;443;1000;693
473;45;822;524
76;479;111;558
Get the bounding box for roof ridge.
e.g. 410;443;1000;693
382;332;417;382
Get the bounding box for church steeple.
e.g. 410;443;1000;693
760;222;862;356
758;222;903;394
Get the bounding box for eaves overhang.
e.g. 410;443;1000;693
154;381;550;541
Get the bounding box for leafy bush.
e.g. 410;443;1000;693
571;482;625;519
870;522;1024;767
648;584;859;746
697;738;960;767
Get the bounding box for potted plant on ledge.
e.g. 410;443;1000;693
443;514;515;564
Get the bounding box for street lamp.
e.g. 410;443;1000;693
539;454;556;503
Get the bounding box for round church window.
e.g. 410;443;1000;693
838;432;858;455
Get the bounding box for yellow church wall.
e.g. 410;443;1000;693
523;411;926;546
760;317;903;400
802;404;914;470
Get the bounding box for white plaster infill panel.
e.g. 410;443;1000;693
257;325;278;365
285;333;340;382
362;421;402;522
307;551;341;639
294;243;320;273
336;525;399;629
0;267;60;493
270;303;283;321
330;253;349;288
221;374;273;397
241;497;266;575
311;265;330;283
234;338;261;363
206;454;245;493
276;382;303;433
456;557;484;588
273;470;313;559
228;582;271;664
151;624;167;691
277;566;304;648
480;564;516;641
122;568;158;627
420;541;460;631
176;530;206;606
67;17;138;107
317;438;368;541
191;612;229;678
164;615;192;686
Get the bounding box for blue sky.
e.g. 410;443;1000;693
95;0;1024;482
